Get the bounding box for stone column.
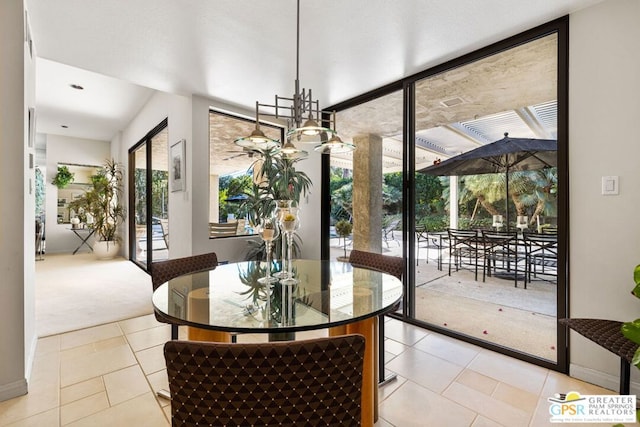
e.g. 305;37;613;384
352;134;383;253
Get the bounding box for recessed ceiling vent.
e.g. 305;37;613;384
440;97;465;108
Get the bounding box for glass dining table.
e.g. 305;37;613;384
152;258;403;426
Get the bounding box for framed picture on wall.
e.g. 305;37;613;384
170;139;186;192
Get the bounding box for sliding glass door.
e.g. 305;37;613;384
324;20;567;371
411;33;559;363
129;120;169;269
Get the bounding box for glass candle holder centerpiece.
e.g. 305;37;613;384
257;216;280;284
274;200;293;279
279;209;300;285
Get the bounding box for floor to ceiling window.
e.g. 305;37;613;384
412;33;559;363
128;119;169;269
324;19;567;371
328;90;404;259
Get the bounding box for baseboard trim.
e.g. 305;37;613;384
0;379;28;402
569;363;640;395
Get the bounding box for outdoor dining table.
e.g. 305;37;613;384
152;258;403;426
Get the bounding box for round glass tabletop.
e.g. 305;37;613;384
152;259;403;334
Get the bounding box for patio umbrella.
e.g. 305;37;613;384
225;194;248;203
418;133;557;230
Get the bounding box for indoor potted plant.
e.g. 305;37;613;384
241;148;311;261
69;158;125;259
52;165;75;189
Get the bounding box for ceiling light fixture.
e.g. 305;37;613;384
234;0;354;156
314;112;355;154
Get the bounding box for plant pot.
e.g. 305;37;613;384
94;240;120;260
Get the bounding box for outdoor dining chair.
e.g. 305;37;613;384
447;228;481;280
164;335;366;426
523;232;558;284
209;221;238;237
150;252;218;340
481;229;524;288
382;218;401;247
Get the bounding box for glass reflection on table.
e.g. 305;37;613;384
152;259;403;334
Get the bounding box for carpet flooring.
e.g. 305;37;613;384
35;253;153;337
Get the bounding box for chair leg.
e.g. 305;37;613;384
378;315;397;387
171;324;178;340
620;358;631;395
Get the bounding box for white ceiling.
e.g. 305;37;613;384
28;0;601;145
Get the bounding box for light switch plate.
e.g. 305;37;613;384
602;176;619;195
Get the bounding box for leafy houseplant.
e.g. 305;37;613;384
69;159;125;250
241;148;312;261
620;275;640;426
621;265;640;367
52;165;75;189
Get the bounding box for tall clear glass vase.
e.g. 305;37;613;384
274;200;293;279
280;208;300;286
257;215;280;285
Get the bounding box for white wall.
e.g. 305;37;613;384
569;0;640;392
44;135;110;253
0;0;33;401
191;96;258;263
119;91;193;258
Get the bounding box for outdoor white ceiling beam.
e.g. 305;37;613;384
516;107;550;139
444;123;489;147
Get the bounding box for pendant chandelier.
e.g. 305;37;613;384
234;0;355;156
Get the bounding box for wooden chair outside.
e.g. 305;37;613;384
209;222;238;238
164;335;366;426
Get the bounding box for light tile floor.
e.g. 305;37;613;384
0;315;622;426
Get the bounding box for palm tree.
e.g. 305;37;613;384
458;168;557;226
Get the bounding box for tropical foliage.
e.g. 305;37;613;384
69;159;125;242
620;265;640;425
239;148;311;228
442;168;557;227
239;148;311;261
218;174;252;222
621;265;640;368
329;165;556;233
133;169;169;225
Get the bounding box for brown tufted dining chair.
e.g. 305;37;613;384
150;252;218;340
348;249;404;386
164;334;366;427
